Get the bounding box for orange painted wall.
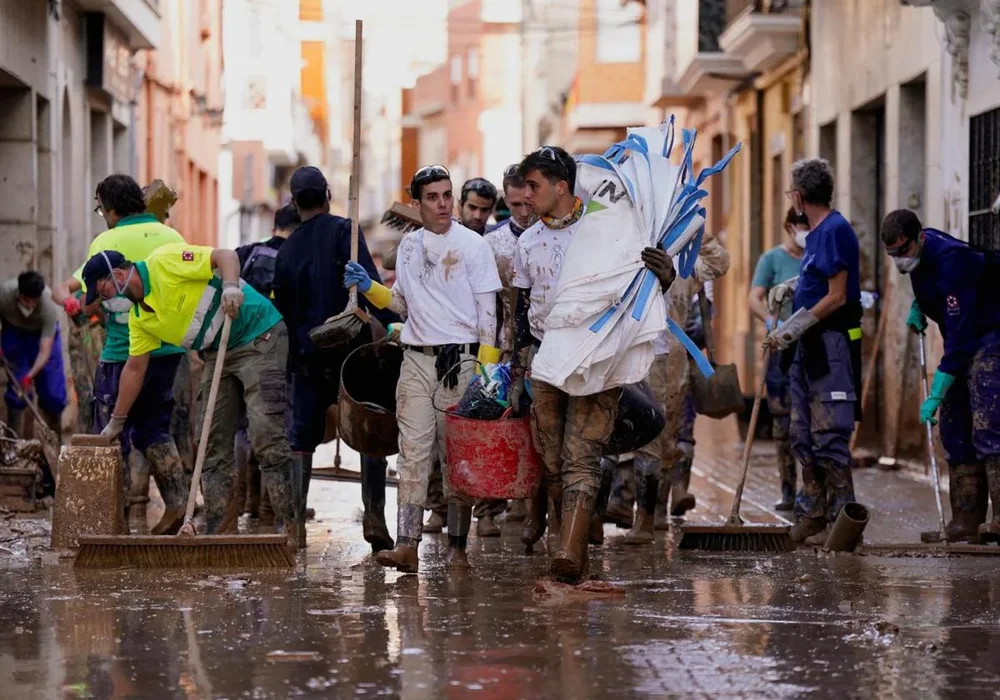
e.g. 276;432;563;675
301;41;328;149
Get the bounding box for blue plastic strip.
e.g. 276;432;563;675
631;270;658;321
695;142;742;187
577;154;615;172
659;205;702;251
677;224;705;279
667;317;715;379
662;115;676;158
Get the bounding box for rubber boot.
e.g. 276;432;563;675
604;458;634;528
423;511;446;534
922;463;988;543
262;467;298;555
246;462;262;519
476;514;501;538
145;441;189;536
521;485;548;550
202;466;235;535
376;504;422;572
978;458;1000;543
654;472;671;531
128;451;152;535
446;502;473;570
546;496;563;552
551;490;595;584
775;435;797;511
259;489;274;529
290;453;313;548
670;456;696;517
361;456;393;553
590;463;612;545
506;500;528;522
789;516;826;544
624;473;658;545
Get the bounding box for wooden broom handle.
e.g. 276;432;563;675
184;316;232;526
348;19;363;308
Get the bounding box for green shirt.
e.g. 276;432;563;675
751;246;802;321
74;213;187;363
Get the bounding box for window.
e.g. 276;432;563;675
596;0;641;63
467;48;478;98
970;107;1000;250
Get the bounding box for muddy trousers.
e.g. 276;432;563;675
394;348;476;542
197;323;295;534
425;459;448;517
789;330;857;524
938;336;1000;466
765;350;796;504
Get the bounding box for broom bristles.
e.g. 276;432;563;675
308;308;369;349
678;526;795;553
74;536;295;569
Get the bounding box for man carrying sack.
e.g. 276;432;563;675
81;243;298;551
342;164;502;573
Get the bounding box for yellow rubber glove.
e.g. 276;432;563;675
361;281;393;309
477;344;501;366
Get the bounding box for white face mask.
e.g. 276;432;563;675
794;230;809;248
17;303;33;318
893;256;920;274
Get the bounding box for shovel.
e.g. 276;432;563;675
690;291;743;418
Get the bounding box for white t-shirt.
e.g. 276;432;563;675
511;218;580;341
394;222;502;346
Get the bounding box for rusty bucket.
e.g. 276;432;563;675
338;341;403;457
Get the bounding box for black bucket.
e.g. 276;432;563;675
604;380;666;455
338;341;404;457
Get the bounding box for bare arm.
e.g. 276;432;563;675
808;270;848;321
473;291;498;349
52;277;81;306
111;353;151;418
749;286;770;324
210;248;241;284
26;337;54;380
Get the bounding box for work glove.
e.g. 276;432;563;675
641;247;676;291
920;370;955;425
387;322;404;343
763;307;818;351
18;375;32;393
101;414;127;439
435;344;463;390
767;277;799;315
221;281;244;319
63;297;82;318
907;300;928;334
476;344;501;368
343;261;372;293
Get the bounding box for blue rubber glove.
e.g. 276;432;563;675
906;300;927;334
920;370;955;425
343;260;372;292
765;317;773;332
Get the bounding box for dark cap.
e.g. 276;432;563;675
82;250;128;305
289;166;328;196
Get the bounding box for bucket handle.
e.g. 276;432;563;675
430;357;482;415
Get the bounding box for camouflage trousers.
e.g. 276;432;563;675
939;335;1000;463
530;379;619;500
197;322;293;532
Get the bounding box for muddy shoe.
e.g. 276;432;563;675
150;507;185;536
521;489;548;549
364;512;394;553
804;526;830;547
423;511;446;534
670;488;696;517
375;538;419;573
605;502;634;529
551;491;594;584
446;535;471;570
789;517;826;544
654;504;671;531
506;500;528;522
476;515;501;538
978;521;1000;544
922;514;983;544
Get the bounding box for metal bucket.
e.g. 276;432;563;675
338;341;403;457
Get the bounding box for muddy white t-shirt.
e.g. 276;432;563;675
511;218;580;341
394;222;502;346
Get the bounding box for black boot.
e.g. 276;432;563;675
262;467;298;554
361;455;393;553
923;462;988;543
978;458;1000;543
521;481;548;550
775;442;797;512
290;453;313;548
128;451;152;534
624;472;658;544
670;456;696;517
446;502;473;570
145;441;189;536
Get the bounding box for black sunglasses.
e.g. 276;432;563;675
413;164;450;182
503;163;520;178
462;178;497;199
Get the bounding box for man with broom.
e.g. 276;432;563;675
80;242;298;552
341;164;502;572
272;166;397;552
52;174;190;536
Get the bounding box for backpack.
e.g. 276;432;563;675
241;244;279;298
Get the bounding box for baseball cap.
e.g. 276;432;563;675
82;250;128;305
289;166;328;196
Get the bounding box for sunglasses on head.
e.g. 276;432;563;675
503;163;520;178
412;164;450;183
462;178;497;199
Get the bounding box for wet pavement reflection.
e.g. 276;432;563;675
3;428;1000;698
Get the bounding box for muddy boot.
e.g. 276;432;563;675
447;503;473;570
624;473;658;545
521;486;548;550
145;441;189;536
506;500;528;523
291;453;312;548
654;475;671;531
804;525;830;547
590;464;612;545
790;516;826;544
775;437;797;512
259;489;274;529
376;504;422;572
476;514;501;538
128;451;152;535
551;490;595;583
604;458;633;528
546;496;563;552
262;467;298;555
978;458;1000;544
670;457;696;517
423;510;446;534
361;456;393;553
923;462;988;543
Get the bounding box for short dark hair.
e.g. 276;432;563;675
410;165;451;200
460;178;498;205
17;270;45;299
293;188;327;211
790;158;835;207
784;207;809;228
96;174;146;217
518;146;576;193
881;209;923;246
502;165;526;193
273;204;301;231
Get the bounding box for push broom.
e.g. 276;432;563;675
679;327;795;553
309;20;371;350
75;316;295;568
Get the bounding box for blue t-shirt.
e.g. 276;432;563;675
793;211;861;312
751;246;802;321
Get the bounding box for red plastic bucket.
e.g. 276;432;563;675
445;407;543;500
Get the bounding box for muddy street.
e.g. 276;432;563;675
3;428;1000;698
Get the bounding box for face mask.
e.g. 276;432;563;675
18;304;33;318
893;256;920;274
794;230;809;248
100;251;135;300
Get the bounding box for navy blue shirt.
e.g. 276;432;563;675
793;210;861;312
272;213;398;370
911;228;1000;376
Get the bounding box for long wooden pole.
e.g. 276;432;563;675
849;283;892;454
347;19;363;311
